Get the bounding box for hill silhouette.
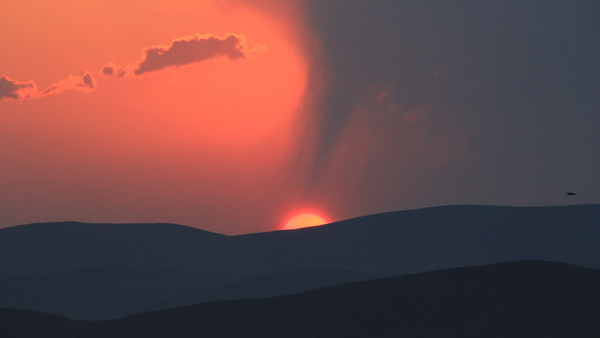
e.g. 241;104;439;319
1;205;599;280
1;260;599;337
0;266;389;320
1;204;599;320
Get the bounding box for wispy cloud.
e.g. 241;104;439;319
0;76;36;100
0;72;96;101
102;33;260;77
2;33;258;101
39;73;96;95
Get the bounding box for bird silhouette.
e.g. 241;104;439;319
566;192;577;196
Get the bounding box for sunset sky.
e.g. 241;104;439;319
1;0;599;234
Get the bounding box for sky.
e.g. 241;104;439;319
1;0;599;234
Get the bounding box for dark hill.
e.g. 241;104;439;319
0;266;233;320
1;205;599;280
227;204;600;275
2;260;599;337
0;266;389;320
0;222;229;280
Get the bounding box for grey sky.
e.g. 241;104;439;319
296;0;600;219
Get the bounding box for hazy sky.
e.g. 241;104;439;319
1;0;598;234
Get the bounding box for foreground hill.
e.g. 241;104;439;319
1;260;599;337
0;267;389;320
1;205;599;280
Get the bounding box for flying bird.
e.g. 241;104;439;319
566;192;577;196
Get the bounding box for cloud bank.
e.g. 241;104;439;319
103;33;257;77
0;72;96;101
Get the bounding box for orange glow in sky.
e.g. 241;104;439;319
1;0;307;146
0;0;315;234
284;213;328;230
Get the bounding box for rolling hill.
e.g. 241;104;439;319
1;260;599;337
0;266;389;320
1;204;599;280
1;204;598;321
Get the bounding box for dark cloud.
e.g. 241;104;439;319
0;75;35;100
80;73;95;90
104;34;251;77
135;34;245;75
0;72;96;100
101;63;126;77
101;66;114;76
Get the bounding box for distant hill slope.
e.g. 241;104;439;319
0;266;389;320
1;261;599;338
1;205;599;280
0;222;229;280
0;266;232;320
228;204;600;275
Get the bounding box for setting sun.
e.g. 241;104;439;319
284;213;328;230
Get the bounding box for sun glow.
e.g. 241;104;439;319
284;213;328;230
0;0;315;234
